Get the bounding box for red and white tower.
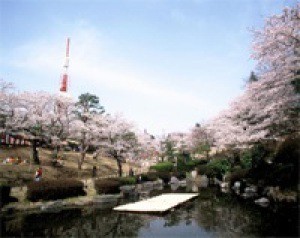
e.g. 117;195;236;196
60;37;70;92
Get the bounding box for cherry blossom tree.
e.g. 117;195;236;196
207;4;300;149
187;124;214;159
100;114;138;177
249;4;300;137
158;132;189;163
12;91;56;164
0;80;15;133
71;93;105;170
48;93;75;161
132;130;159;169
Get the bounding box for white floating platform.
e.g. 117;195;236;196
113;193;198;213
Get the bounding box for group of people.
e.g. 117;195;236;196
2;156;27;165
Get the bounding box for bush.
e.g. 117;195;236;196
177;159;206;172
197;164;215;178
150;162;174;172
227;168;250;186
207;158;231;180
274;135;299;166
172;171;186;180
251;141;274;169
156;172;171;184
240;150;252;169
140;172;159;182
94;179;121;194
27;179;85;202
142;171;187;184
265;164;296;188
117;176;137;185
0;183;11;207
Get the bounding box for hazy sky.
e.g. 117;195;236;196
0;0;297;135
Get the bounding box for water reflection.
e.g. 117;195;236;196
1;186;298;237
1;209;146;237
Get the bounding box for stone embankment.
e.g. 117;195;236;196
1;178;168;214
1;194;122;214
1;178;120;214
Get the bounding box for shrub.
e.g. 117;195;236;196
240;150;252;169
0;183;11;207
197;164;215;178
27;179;85;202
156;171;171;184
117;176;137;185
274;135;299;166
140;172;159;182
177;159;205;172
207;158;231;180
172;171;186;180
227;168;250;186
266;164;296;188
150;162;174;172
142;171;186;184
251;141;275;169
94;179;121;194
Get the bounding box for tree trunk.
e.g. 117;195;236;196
32;139;40;164
117;158;123;177
52;145;59;161
92;149;101;160
78;132;87;170
78;151;85;170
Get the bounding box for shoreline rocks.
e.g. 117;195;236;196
221;179;298;207
1;194;122;214
254;197;270;207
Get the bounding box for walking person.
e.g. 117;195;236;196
35;166;42;181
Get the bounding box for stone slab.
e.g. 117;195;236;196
113;193;198;213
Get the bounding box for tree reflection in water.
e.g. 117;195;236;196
2;208;146;237
1;187;298;237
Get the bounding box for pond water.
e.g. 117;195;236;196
1;187;298;237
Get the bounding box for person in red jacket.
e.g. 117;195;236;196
35;167;42;181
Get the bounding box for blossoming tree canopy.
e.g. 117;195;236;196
101;114;139;177
207;4;300;149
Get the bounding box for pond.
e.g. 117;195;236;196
1;187;298;237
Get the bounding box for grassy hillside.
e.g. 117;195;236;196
0;146;140;185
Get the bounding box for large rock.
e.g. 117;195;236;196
119;185;136;193
120;185;137;198
197;175;209;188
191;170;198;179
10;186;27;202
266;186;297;203
81;179;97;196
142;182;154;189
169;176;179;184
92;194;121;204
233;181;241;189
41;200;64;212
245;186;258;193
170;183;180;191
220;182;229;189
153;179;164;187
254;197;270;207
178;179;187;187
232;181;241;194
242;186;258;199
191;184;199;192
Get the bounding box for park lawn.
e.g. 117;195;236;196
0;146;139;185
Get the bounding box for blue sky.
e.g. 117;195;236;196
0;0;297;135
